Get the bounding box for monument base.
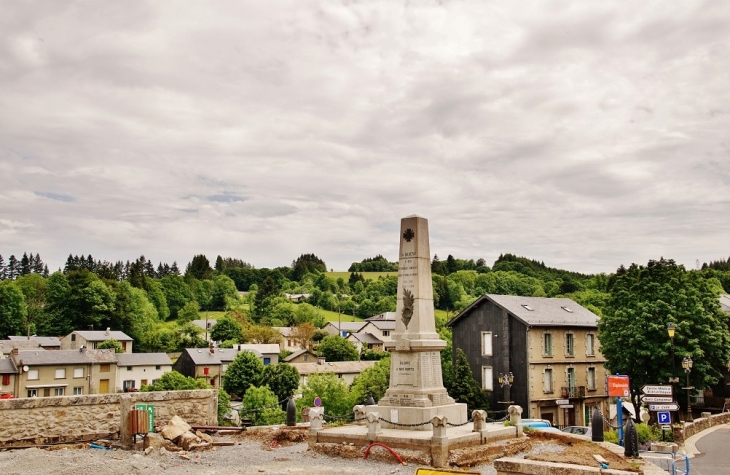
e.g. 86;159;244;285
365;403;468;431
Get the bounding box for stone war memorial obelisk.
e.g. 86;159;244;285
368;215;467;429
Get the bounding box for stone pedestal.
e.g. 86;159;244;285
366;215;467;430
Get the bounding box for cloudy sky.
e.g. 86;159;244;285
1;1;729;274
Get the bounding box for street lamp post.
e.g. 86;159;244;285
498;372;514;404
681;356;693;422
667;324;679;383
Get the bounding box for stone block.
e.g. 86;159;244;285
161;416;192;442
144;433;167;450
195;430;213;443
178;431;201;451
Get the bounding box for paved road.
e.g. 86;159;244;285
690;425;730;475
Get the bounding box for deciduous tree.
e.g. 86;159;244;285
317;335;359;362
223;351;264;399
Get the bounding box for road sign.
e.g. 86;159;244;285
661;425;672;430
607;375;631;397
313;396;322;407
559;404;574;409
641;385;673;396
555;399;570;405
657;411;672;424
640;395;674;403
650;403;679;412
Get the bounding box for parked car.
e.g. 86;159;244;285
562;426;592;437
521;418;553;428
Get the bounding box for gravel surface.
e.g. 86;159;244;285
0;436;571;475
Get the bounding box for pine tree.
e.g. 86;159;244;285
145;259;155;276
42;264;49;278
215;255;224;272
64;254;74;273
33;253;44;274
7;255;19;280
20;253;31;276
0;255;5;280
170;261;180;275
449;348;489;412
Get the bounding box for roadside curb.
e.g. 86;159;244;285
682;423;728;458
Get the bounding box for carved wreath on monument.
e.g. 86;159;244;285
401;288;414;328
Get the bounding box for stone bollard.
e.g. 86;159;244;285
508;405;523;437
366;412;382;439
591;405;604;442
353;405;367;425
701;412;711;419
430;415;449;468
624;417;640;458
286;396;297;427
308;408;324;448
472;410;487;432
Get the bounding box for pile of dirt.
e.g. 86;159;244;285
311;442;431;466
449;438;532;467
524;433;640;473
237;426;308;448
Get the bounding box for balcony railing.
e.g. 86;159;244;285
560;386;586;399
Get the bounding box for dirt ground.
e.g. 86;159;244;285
239;426;642;472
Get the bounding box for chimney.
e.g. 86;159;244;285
12;348;19;356
209;341;215;354
317;356;325;365
105;327;110;335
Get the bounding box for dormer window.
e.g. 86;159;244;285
522;304;534;311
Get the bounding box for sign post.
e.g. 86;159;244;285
607;375;630;447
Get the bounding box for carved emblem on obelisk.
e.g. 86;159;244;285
403;228;415;242
401;288;414;328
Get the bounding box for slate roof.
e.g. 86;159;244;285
72;330;132;342
116;353;172;366
181;348;223;365
0;358;17;374
234;344;280;355
365;320;396;331
289;360;376;376
366;312;396;321
720;294;730;315
273;326;294;337
8;336;61;347
448;294;599;328
348;332;383;345
325;322;366;332
0;340;40;354
283;349;317;362
15;349;117;365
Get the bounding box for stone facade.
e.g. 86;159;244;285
671;411;730;443
0;389;217;447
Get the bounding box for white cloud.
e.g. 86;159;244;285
0;1;728;273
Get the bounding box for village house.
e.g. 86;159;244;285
11;348;118;397
60;329;134;353
347;332;384;353
448;294;609;427
115;353;173;392
358;319;395;345
8;336;61;350
273;327;302;352
0;358;17;398
289;358;377;387
174;344;280;387
283;349;318;363
322;321;366;338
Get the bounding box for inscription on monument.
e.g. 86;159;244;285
394;354;417;386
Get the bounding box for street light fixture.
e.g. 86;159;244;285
682;356;693;422
667;324;679;383
498;372;514;404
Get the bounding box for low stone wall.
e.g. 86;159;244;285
494;458;637;475
671;411;730;444
0;390;217;448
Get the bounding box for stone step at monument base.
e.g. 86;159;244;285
365;403;467;431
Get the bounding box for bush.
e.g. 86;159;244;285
242;386;285;426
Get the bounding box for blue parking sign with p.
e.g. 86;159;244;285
657;411;671;425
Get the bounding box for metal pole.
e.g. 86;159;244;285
617;397;624;447
686;370;693;422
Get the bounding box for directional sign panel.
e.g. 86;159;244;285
607;375;631;397
640;395;674;403
650;403;679;412
657;412;672;425
641;385;673;396
559;404;574;409
555;399;570;405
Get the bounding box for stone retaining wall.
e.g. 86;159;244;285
671;411;730;443
0;390;217;448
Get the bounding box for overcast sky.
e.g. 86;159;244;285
1;1;729;275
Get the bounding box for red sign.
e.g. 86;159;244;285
607;375;630;397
